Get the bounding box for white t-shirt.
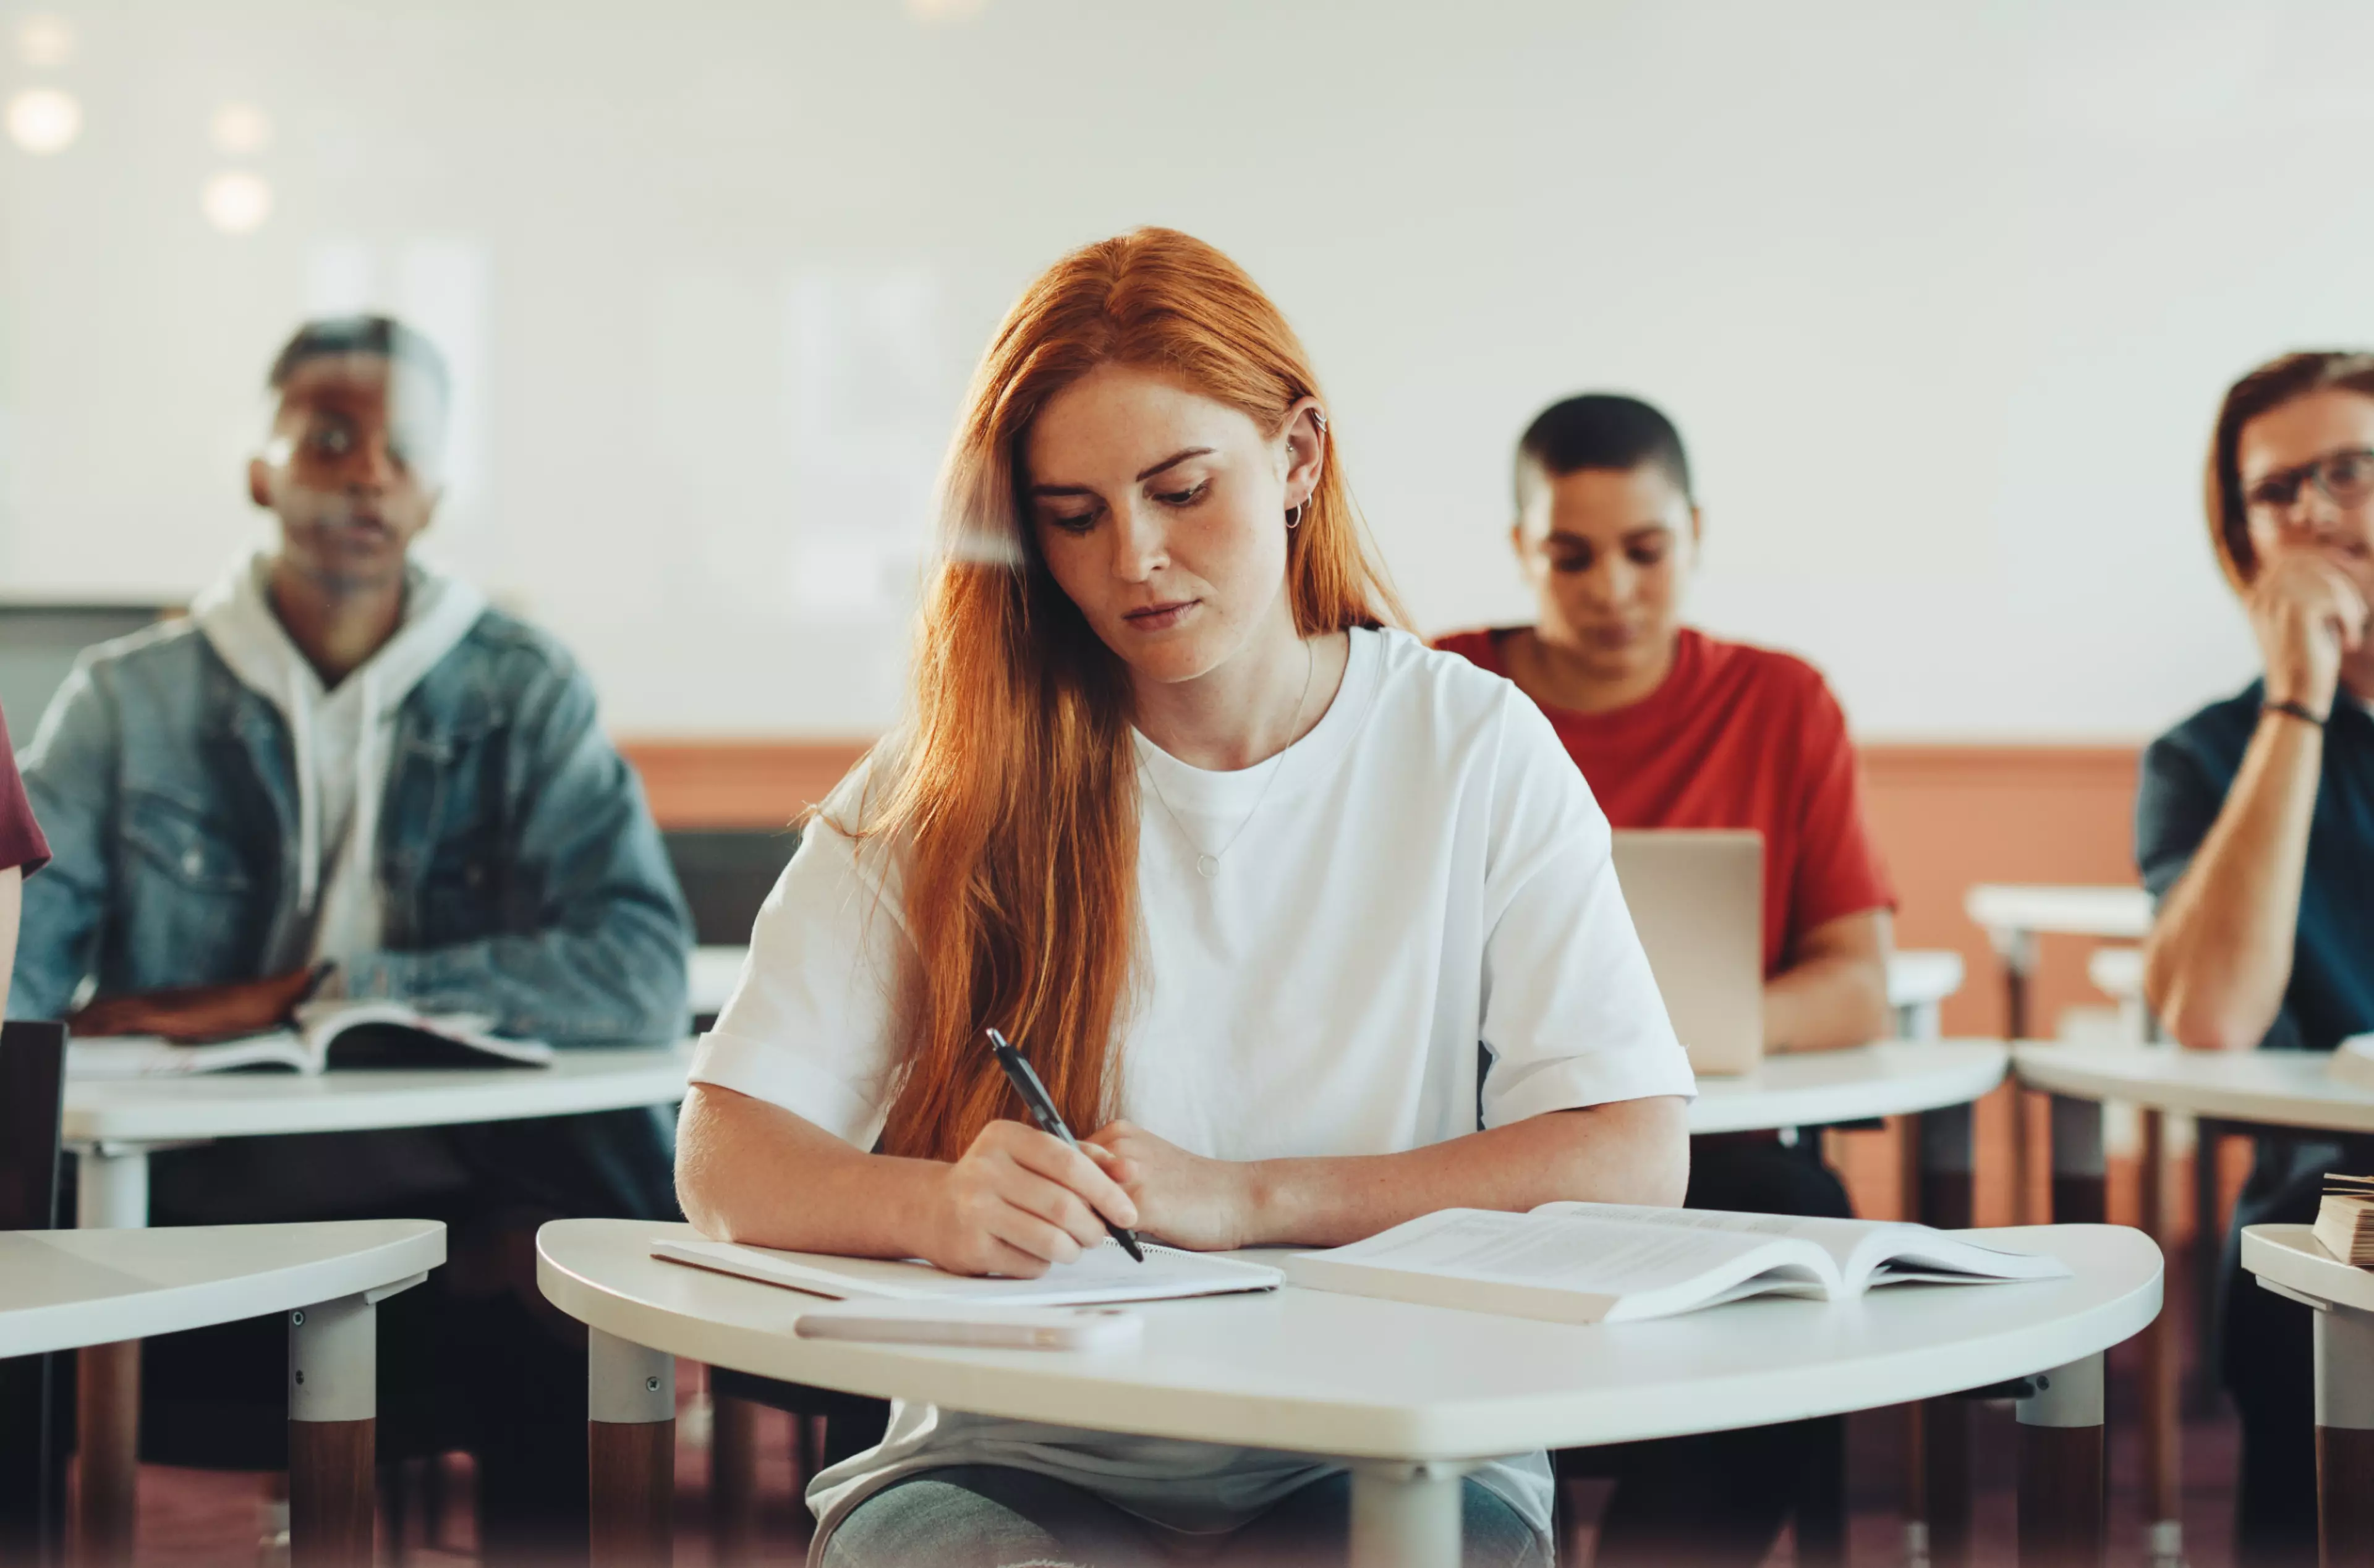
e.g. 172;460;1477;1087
691;626;1694;1547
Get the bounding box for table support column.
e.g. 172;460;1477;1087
72;1147;147;1568
710;1391;760;1564
2048;1096;2106;1225
1348;1460;1466;1568
2017;1355;2106;1568
1914;1103;1975;1568
2136;1109;2182;1568
287;1295;378;1568
2315;1301;2374;1568
589;1329;674;1568
1990;926;2038;1224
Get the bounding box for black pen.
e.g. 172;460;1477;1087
984;1027;1145;1263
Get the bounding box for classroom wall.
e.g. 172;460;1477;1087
5;0;2366;742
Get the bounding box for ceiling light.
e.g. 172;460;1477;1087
210;102;271;155
6;88;80;153
202;170;273;234
18;15;74;69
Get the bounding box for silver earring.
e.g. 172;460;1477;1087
1287;501;1306;530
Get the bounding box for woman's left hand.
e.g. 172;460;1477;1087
1084;1120;1259;1252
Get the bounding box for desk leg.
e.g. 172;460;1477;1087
1348;1461;1465;1568
1915;1103;1975;1568
2048;1096;2106;1225
710;1391;760;1564
2017;1355;2105;1568
72;1146;147;1568
589;1329;673;1568
287;1296;377;1568
1992;927;2037;1224
2137;1109;2182;1568
2315;1302;2374;1568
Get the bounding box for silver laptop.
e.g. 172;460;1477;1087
1610;830;1765;1076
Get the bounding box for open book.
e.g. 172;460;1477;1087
653;1235;1283;1308
67;1000;553;1079
1281;1201;2073;1325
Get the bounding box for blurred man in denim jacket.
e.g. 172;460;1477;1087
12;315;691;1560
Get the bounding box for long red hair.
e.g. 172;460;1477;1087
845;227;1403;1163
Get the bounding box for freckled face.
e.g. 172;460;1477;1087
1024;363;1295;687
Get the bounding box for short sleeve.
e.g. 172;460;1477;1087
687;800;909;1148
1477;693;1697;1127
1784;675;1894;938
2135;732;2225;904
0;706;50;876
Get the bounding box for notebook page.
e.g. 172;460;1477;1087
653;1236;1282;1307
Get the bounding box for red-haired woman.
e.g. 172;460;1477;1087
2139;352;2374;1564
676;229;1694;1564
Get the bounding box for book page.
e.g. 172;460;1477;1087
1307;1208;1810;1297
1530;1200;2068;1290
1531;1200;1885;1272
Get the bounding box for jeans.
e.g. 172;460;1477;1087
823;1465;1549;1568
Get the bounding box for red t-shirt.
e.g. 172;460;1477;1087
0;705;50;875
1434;627;1894;977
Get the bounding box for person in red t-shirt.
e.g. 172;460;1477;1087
0;703;54;1021
1437;393;1897;1567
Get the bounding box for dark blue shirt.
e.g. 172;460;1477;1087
2135;680;2374;1053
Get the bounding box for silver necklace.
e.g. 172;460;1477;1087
1140;638;1317;879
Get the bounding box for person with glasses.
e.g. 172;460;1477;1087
2138;352;2374;1564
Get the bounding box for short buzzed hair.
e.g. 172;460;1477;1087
267;314;451;404
1515;394;1693;510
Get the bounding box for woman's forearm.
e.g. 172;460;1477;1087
676;1083;945;1256
2145;713;2323;1051
1238;1096;1689;1249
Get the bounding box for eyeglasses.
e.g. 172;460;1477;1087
2243;446;2374;519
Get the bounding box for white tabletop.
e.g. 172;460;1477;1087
1965;884;2153;941
2241;1224;2374;1314
691;945;747;1016
64;1045;693;1146
2012;1044;2374;1135
1688;1042;2007;1134
1887;950;1965;1009
541;1218;2157;1461
0;1219;445;1358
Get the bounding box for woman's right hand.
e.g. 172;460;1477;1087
919;1119;1140;1278
2251;549;2368;716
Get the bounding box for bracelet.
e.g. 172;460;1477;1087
2264;698;2329;728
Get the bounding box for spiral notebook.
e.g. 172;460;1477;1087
652;1235;1284;1307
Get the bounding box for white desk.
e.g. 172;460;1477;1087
2014;1043;2374;1568
2012;1043;2374;1137
2242;1226;2374;1566
1887;950;1967;1041
541;1217;2159;1568
58;1045;689;1556
63;1045;696;1224
2;1220;445;1566
1688;1041;2004;1136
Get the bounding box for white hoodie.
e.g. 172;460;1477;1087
192;549;487;977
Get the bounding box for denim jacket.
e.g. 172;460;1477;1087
12;608;692;1045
